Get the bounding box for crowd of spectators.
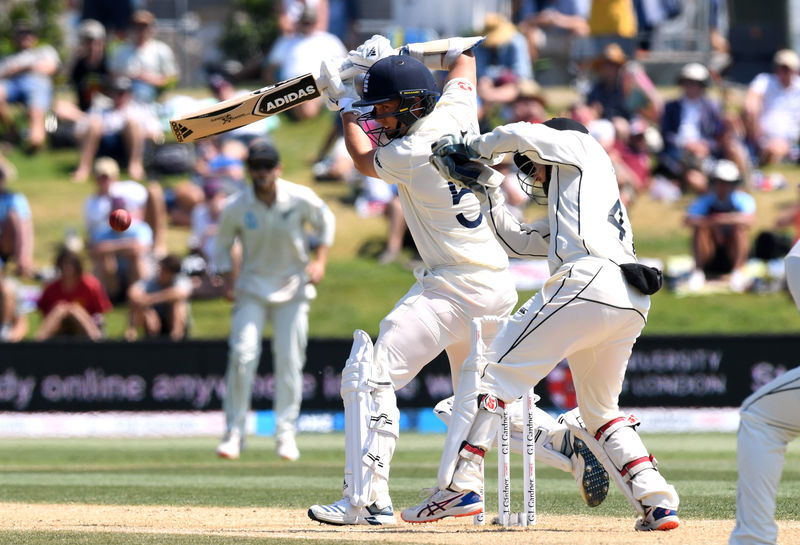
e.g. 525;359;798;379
1;2;800;342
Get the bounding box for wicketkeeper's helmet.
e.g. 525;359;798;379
353;55;441;146
514;117;589;204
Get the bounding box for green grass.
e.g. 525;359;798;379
0;432;799;544
5;102;800;339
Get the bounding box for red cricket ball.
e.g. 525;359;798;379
109;208;132;232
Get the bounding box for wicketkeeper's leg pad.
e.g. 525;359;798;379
341;330;399;508
565;414;679;514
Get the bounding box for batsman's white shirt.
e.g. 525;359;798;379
214;180;336;302
370;78;517;389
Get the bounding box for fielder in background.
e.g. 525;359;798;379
214;139;335;462
729;240;800;545
404;118;680;531
306;35;520;526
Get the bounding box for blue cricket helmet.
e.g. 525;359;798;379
354;55;441;146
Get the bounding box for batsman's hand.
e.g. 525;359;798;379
430;134;503;202
319;58;363;113
348;35;394;71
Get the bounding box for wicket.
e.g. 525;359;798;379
474;388;537;527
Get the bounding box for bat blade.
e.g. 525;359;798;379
169;73;320;143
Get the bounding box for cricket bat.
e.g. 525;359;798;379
169;36;484;143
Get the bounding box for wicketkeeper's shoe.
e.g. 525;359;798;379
558;411;610;507
570;436;610;507
400;487;483;523
216;430;242;460
635;506;680;531
308;497;397;526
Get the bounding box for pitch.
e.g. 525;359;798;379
1;432;798;544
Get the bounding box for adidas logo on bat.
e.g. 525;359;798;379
170;122;193;143
257;84;318;114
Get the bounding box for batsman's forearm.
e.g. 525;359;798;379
341;113;378;177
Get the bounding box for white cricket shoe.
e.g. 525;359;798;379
401;487;483;523
308;497;397;526
635;506;680;531
216;430;242;460
276;433;300;461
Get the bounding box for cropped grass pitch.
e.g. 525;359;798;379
0;432;799;544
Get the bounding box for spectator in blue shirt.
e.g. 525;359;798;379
0;162;34;277
685;160;756;292
474;13;533;111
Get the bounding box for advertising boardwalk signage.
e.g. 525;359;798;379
0;336;798;412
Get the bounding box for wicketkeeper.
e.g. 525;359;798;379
403;118;681;531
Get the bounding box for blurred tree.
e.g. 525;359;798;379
0;0;65;58
217;0;280;81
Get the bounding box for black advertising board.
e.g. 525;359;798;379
0;336;797;412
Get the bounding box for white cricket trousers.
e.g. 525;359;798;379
480;258;679;510
224;295;310;439
730;365;800;545
481;259;649;434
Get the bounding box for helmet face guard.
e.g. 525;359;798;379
514;152;550;205
356;89;438;147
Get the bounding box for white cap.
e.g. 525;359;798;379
679;62;709;84
711;159;740;183
774;49;800;71
78;19;105;40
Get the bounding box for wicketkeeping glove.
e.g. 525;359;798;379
430;134;503;201
348;35;395;71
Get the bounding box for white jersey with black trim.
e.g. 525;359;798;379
372;78;509;272
472;121;638;274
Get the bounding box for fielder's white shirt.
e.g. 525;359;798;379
214;180;335;303
373;78;509;272
472;122;639;273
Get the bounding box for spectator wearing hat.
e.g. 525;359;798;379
263;3;346;120
0;162;34;278
586;42;662;126
83;156;168;259
685;159;756;293
0;257;28;342
36;248;112;341
72;75;162;182
72;20;108;111
108;10;179;105
743;49;800;166
0;21;61;152
126;254;193;341
89;188;155;303
659;62;749;194
474;13;533;109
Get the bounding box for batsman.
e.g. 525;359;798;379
402;118;681;530
307;35;608;526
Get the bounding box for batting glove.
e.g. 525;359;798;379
348;35;394;72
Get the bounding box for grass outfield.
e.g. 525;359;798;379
1;433;799;544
